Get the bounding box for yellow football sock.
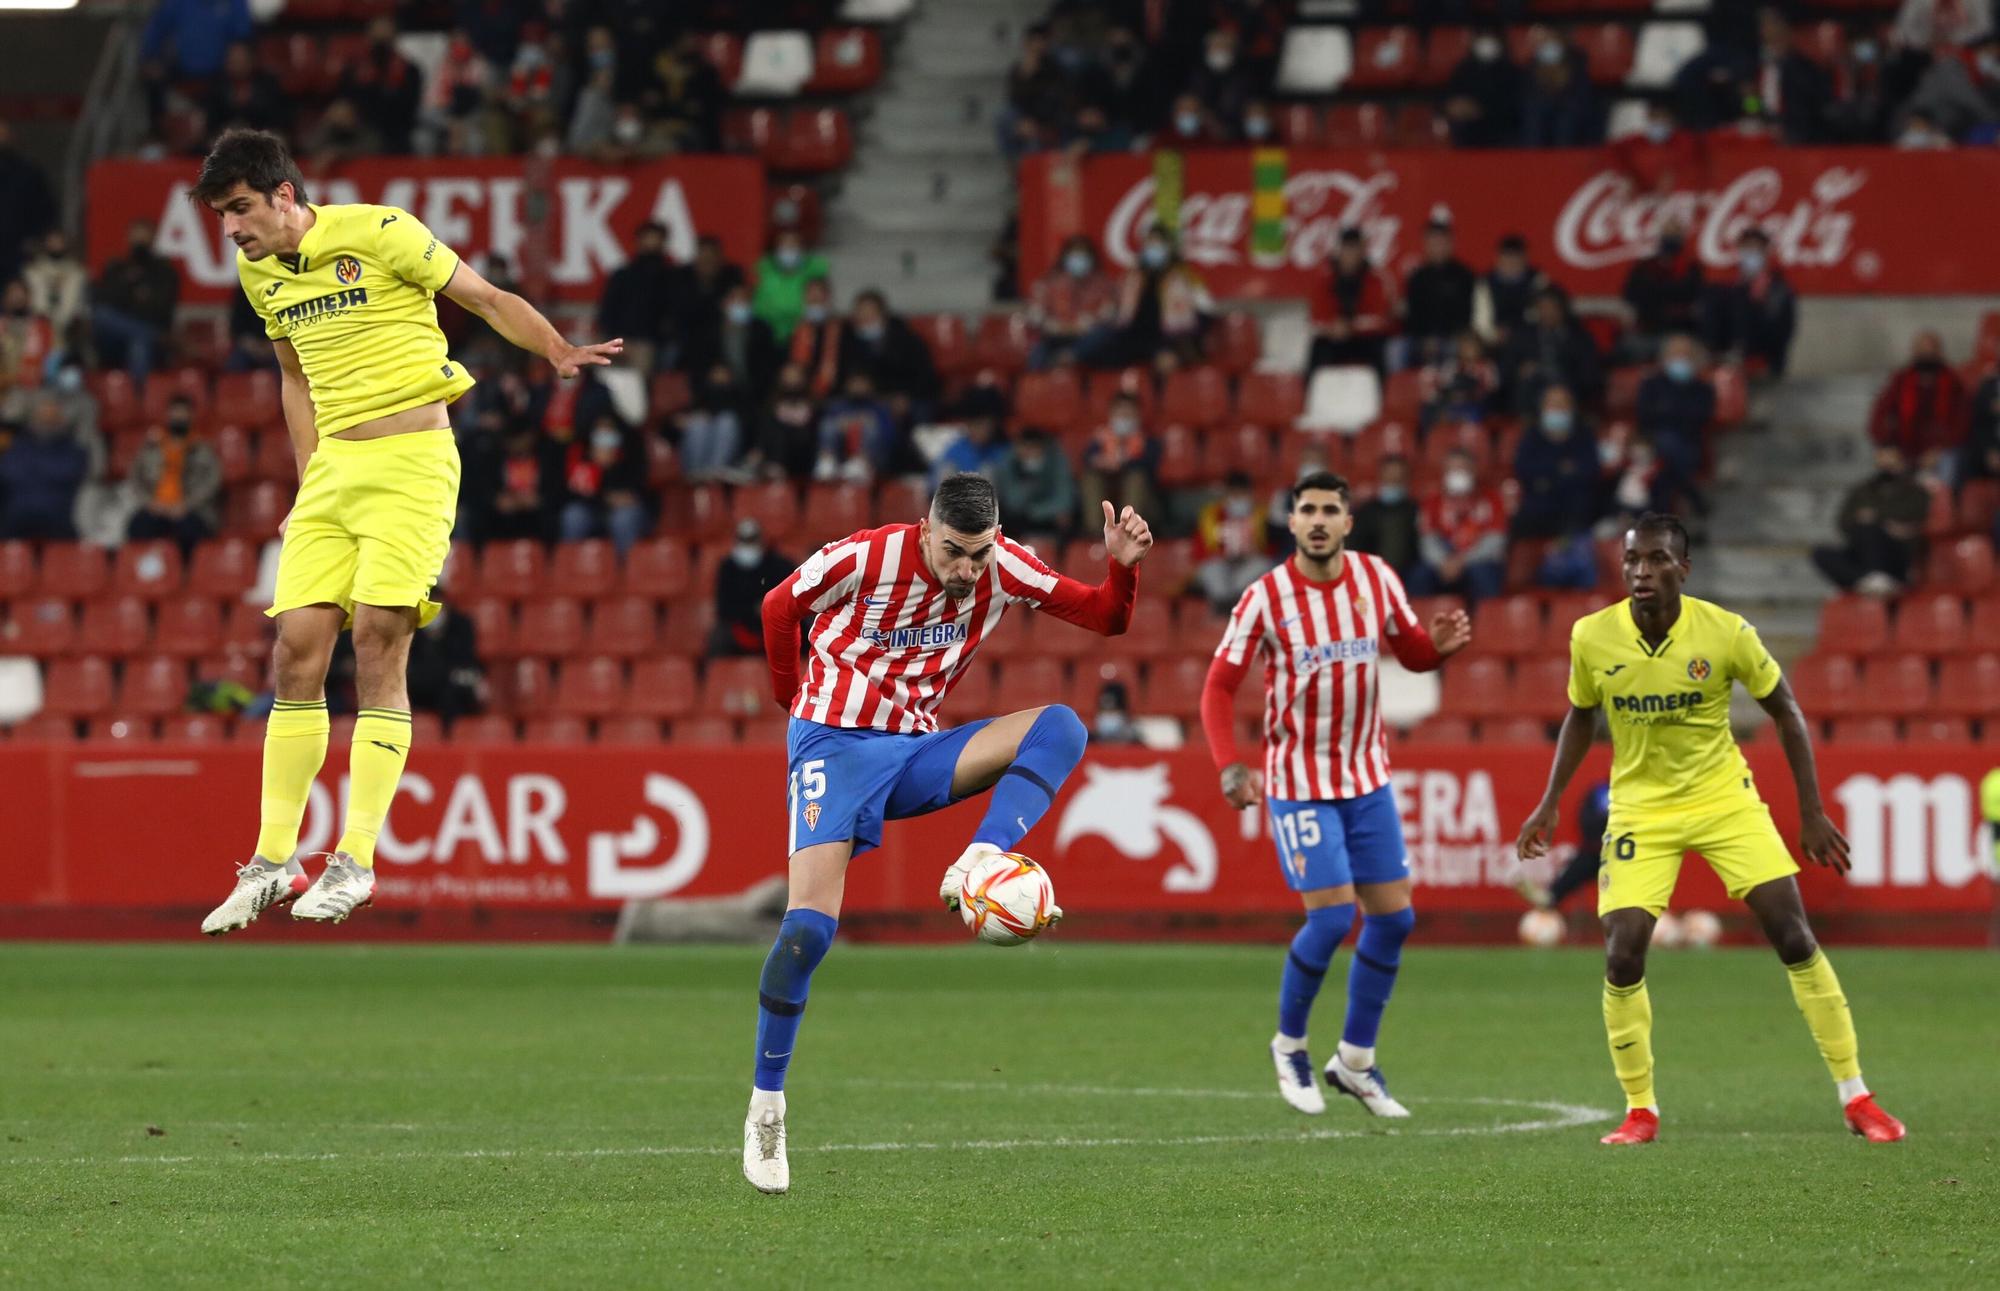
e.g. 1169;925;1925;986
255;700;330;863
1602;979;1655;1111
336;708;413;869
1785;948;1860;1083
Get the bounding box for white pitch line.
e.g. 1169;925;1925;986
0;1097;1611;1167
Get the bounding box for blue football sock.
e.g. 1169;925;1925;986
753;908;837;1091
1343;906;1416;1051
973;704;1087;852
1278;903;1355;1040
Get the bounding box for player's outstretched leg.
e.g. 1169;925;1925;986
1328;895;1413;1118
744;841;847;1194
1598;909;1659;1145
1271;899;1353;1114
938;705;1087;909
203;607;339;935
1744;878;1904;1142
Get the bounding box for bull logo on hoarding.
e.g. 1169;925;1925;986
1056;763;1217;892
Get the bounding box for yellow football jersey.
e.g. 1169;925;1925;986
1566;594;1784;815
239;203;476;436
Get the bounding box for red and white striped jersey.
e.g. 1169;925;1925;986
763;523;1138;734
1211;552;1430;801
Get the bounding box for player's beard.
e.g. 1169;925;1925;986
1298;531;1342;568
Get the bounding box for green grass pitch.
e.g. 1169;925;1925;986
1;942;1993;1289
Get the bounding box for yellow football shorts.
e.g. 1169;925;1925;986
1597;797;1800;916
267;428;459;628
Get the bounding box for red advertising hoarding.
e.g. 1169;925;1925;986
86;156;768;305
1018;146;2000;299
2;743;1989;943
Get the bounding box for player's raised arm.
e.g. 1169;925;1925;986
1376;560;1470;670
440;259;624;379
998;501;1151;636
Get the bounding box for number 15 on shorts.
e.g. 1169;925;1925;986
1275;807;1321;882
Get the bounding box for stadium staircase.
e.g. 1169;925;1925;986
821;0;1042;311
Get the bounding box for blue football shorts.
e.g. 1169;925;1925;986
1265;783;1410;893
784;716;996;857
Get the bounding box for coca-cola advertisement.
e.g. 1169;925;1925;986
86;156;768;305
1018;147;2000;298
1;743;1989;943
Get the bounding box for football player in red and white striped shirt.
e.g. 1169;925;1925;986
741;473;1153;1193
1201;470;1470;1119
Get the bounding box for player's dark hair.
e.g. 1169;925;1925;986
931;472;999;534
1632;511;1690;559
1290;470;1351;509
190;128;308;207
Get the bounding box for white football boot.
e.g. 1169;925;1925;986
1270;1035;1326;1115
1326;1049;1412;1118
291;853;376;923
201;857;311;935
742;1090;790;1194
938;841;1005;912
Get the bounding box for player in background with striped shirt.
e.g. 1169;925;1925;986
1202;471;1471;1117
742;473;1153;1192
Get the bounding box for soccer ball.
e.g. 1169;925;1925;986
1652;911;1686;949
1681;909;1722;949
1517;909;1565;947
958;852;1061;947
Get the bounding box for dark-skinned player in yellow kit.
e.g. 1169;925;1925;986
1514;513;1905;1146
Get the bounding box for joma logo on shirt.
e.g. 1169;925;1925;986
1611;691;1703;714
866;622;968;650
274;287;368;325
1293;638;1377;673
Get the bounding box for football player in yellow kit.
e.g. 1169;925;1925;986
192;128;622;934
1515;513;1904;1145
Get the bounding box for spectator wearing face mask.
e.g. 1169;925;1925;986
477;423;553;544
1610;103;1707;195
22;230;86;345
1811;444;1932;596
1702;229;1796;377
1412;449;1506;603
709;517;795;658
1398;214;1478;372
686;282;779;397
1159;92;1229;147
0;391;89;540
678;235;745;343
342;15;423;153
929;383;1010;488
1512;384;1601;543
1187;27;1255;130
834;289;940;424
1635;334;1716;499
750;363;820;482
785;278;845;399
1903;31;2000;138
1029;235;1120;370
1503;286;1602;412
1239;98;1279;145
1192;471;1275;613
599;221;684;377
124;393;221;554
1748;7;1833;144
814;371;898;482
1895;106;1957;148
558;418;649;555
91;220;179;388
1112;225;1214;369
991;426;1079;540
1443;28;1523;148
1619;222;1705;363
752;229;830;342
1309;226;1398;375
1349;455;1422;579
1472;234;1547;348
1520;26;1603;147
1604;436;1686;530
677;362;748;482
1870;330;1968;485
1091;680;1141;745
1079;390;1160;535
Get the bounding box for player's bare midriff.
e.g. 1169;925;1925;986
329;400;451;441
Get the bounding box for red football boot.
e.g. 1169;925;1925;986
1844;1094;1906;1142
1599;1108;1659;1145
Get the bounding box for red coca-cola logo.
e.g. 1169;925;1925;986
1102;169;1403;273
1553;165;1865;271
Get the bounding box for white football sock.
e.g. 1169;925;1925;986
1337;1041;1375;1071
749;1087;786;1117
1272;1032;1308;1054
1837;1076;1869;1104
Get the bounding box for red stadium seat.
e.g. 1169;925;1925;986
552;656;628;719
1326;103;1393;149
1968;597;2000;650
1142;656;1207;720
598;715;664;745
1145;538;1196;599
623;539;692;601
907;313;970;378
438;541;479;602
660;602;715;657
1278;103;1326;147
1933;654;2000;718
972;313;1034;376
1420;26;1472;86
1439;657;1510;719
1348;25;1419;89
219;602;275;655
668;715;734;745
996;658;1067;701
1465;595;1543;658
1576;23;1636;82
1538;593;1603;649
480;540;547;601
1107;598;1176;660
188;538;258;598
1959;479;2000;536
875;478;930;527
466;597;517;659
1787;654;1861;715
1161;367;1231;429
1212;425;1276;487
1068;658;1141;716
942;660;998;717
775;109;853;173
702;32;744;84
6;713;77;742
155;598;222;658
223;481;288;539
141;368;210;425
212;370;280;430
1817;596;1889;656
1798;20;1849;69
111;541;183;600
1235;373;1302;430
515;599;586;660
630;658;698;720
550;540;619;601
737;715;790;746
1013;370;1083;433
121;657;189;718
1928;536;1995;594
1393;103;1444;147
703;657;768;718
0;540;35;599
76;596;152;657
87;715;155;745
90;371;141;431
1211;312;1262;377
648;370;693;424
1479;717;1548;744
592;597;660;658
1851;655;1933;718
451;715;519;745
159;712;231;743
2;596;73;656
802;483;870;545
1155;424;1208;490
1890;592;1967;655
1502;658;1572;719
522;716;591;744
1903;715;1972;744
734;481;799;544
1403;715;1475;745
42;657;114;718
497;659;554;717
807;27;883;93
1826;716;1898;744
36;543;108;599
